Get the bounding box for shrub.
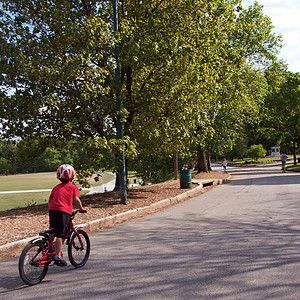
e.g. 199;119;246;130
246;144;266;161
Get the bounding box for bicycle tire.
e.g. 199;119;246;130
18;242;49;285
68;229;90;268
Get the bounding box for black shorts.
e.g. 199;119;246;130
49;210;71;238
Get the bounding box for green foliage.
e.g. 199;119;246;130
239;159;274;165
0;0;284;180
25;200;37;207
131;154;175;184
225;135;249;160
260;70;300;163
246;144;267;161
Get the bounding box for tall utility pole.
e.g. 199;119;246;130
113;0;127;204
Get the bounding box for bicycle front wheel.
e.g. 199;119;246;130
68;229;90;268
18;242;49;285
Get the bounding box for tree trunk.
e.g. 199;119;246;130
174;152;178;180
197;145;209;173
293;138;297;165
125;157;129;187
113;153;121;191
121;65;134;130
114;157;129;191
114;169;120;191
206;151;212;171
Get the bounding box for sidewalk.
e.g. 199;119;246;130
0;175;231;260
86;175;116;195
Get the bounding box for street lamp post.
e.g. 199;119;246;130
113;0;127;204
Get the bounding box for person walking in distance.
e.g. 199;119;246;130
280;152;288;173
222;158;228;172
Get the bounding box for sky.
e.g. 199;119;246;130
242;0;300;73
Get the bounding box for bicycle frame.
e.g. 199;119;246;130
27;213;86;266
19;209;90;286
66;225;85;250
27;234;55;266
66;212;86;251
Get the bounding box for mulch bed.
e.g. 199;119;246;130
0;171;229;246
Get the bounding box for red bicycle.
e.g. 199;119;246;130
18;210;90;285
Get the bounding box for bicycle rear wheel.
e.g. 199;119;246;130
18;242;49;285
68;229;90;268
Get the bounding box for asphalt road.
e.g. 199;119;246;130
1;163;300;299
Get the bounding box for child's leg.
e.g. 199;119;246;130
55;237;63;256
49;210;69;257
52;237;67;266
50;233;54;243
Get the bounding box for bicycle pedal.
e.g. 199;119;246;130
54;261;67;267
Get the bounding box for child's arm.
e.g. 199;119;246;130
74;196;85;211
49;190;53;204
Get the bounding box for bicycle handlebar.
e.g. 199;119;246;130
71;209;87;219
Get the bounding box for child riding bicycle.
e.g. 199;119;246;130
49;164;86;266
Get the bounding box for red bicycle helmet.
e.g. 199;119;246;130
57;164;75;180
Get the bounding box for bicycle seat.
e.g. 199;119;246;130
39;228;54;238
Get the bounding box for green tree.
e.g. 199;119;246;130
262;71;300;164
0;0;283;182
120;0;281;176
0;140;17;173
0;0;135;181
247;144;266;161
189;1;282;172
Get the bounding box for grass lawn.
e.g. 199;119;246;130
0;172;58;191
0;192;52;211
287;164;300;172
227;157;278;164
0;172;115;191
127;171;140;184
0;172;115;211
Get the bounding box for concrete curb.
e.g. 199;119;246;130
0;175;231;260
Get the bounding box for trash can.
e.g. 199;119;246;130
180;170;192;188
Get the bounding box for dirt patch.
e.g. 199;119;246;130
0;171;228;247
193;170;229;179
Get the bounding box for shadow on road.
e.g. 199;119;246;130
226;164;300;186
1;163;300;299
3;204;298;299
67;212;300;299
